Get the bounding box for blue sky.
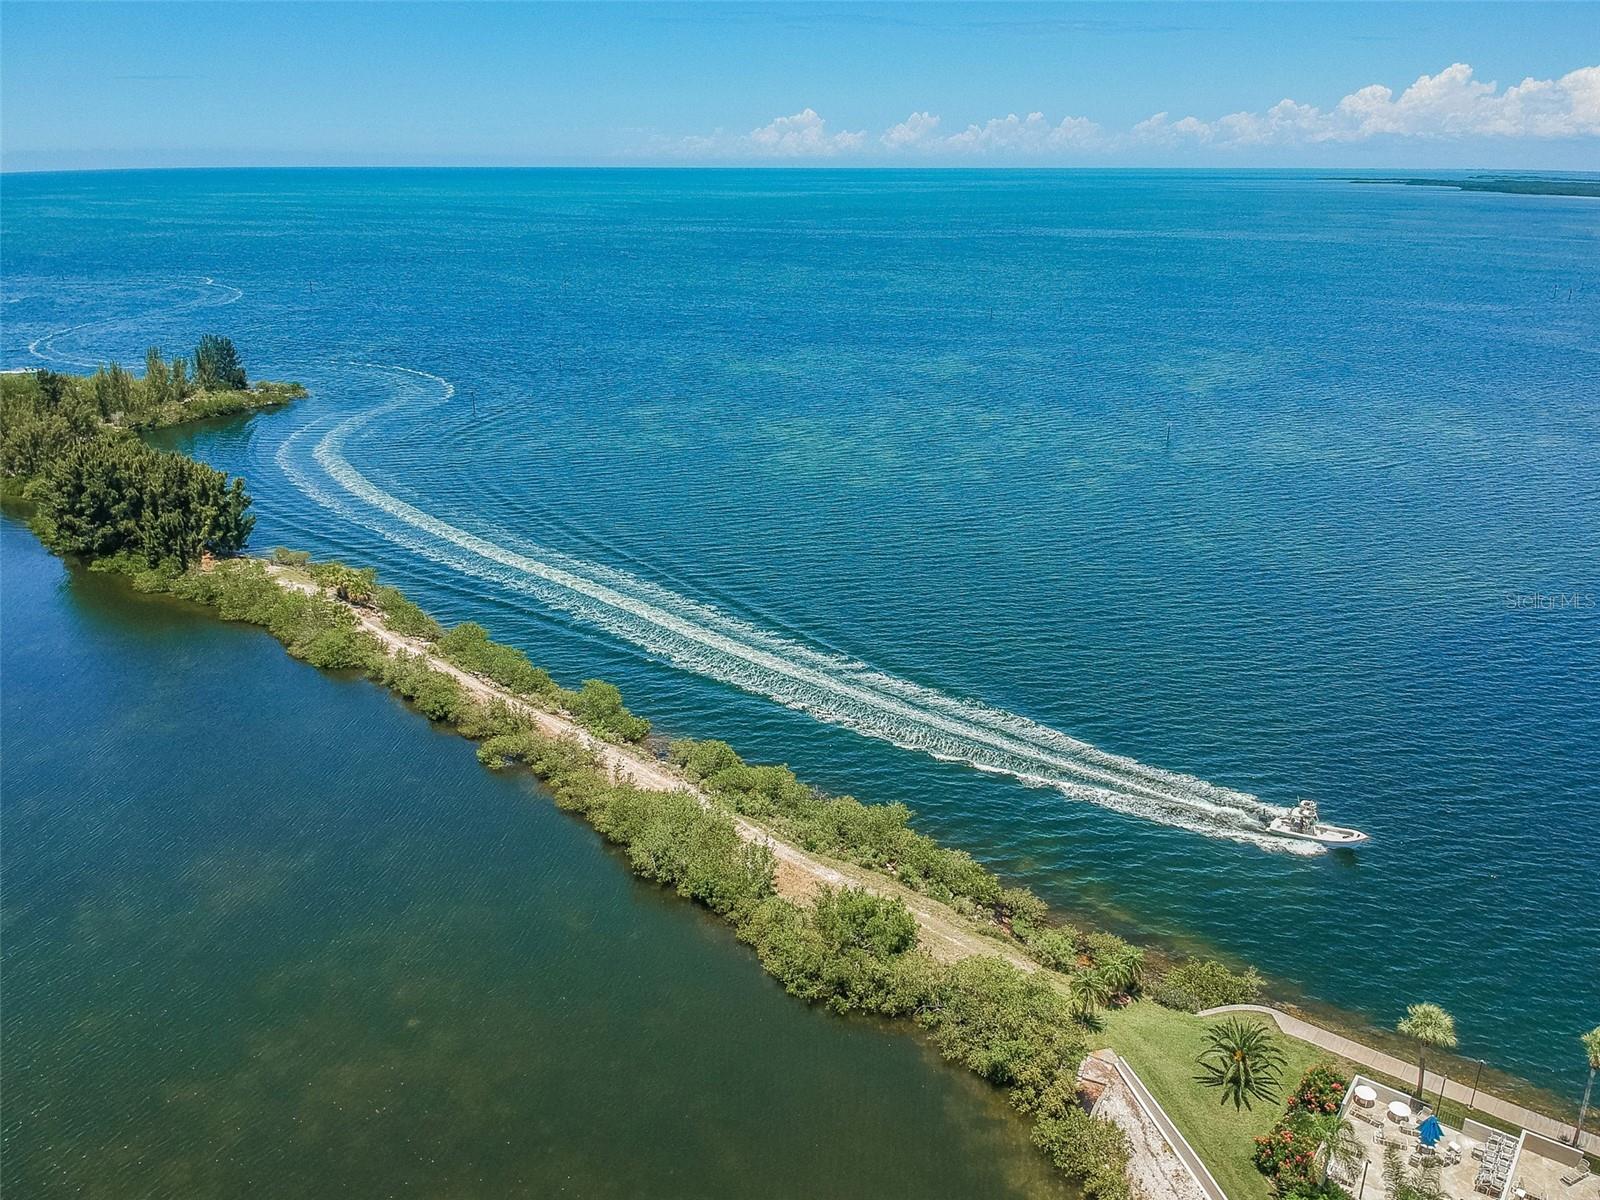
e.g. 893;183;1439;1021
2;2;1597;171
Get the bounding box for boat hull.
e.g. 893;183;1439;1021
1267;818;1370;847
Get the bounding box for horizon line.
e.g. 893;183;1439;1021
6;163;1600;178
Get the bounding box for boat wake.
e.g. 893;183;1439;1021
26;277;242;371
277;362;1316;855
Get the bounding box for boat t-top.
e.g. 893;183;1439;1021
1266;799;1370;847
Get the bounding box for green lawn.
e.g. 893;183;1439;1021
1091;1002;1353;1200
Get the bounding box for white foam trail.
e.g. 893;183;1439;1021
279;362;1316;855
26;277;242;371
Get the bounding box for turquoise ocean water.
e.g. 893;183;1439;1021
3;168;1597;1102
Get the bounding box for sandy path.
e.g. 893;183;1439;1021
266;563;1035;969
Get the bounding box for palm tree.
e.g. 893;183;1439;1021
1098;945;1146;996
1067;966;1116;1020
1196;1017;1288;1110
1301;1110;1364;1185
1396;1003;1457;1100
1576;1026;1600;1145
1382;1145;1447;1200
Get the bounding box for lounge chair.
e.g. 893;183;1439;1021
1561;1163;1590;1187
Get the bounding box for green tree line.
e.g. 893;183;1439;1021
39;435;252;568
0;339;300;567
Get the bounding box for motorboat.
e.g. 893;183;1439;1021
1266;799;1369;847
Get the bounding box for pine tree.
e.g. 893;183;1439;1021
144;346;171;408
194;334;246;391
90;364;135;420
39;436;253;567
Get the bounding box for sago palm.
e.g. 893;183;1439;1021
1396;1003;1458;1100
1195;1017;1287;1110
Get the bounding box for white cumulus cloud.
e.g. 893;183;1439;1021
654;64;1599;162
881;111;942;149
1130;63;1600;148
745;108;866;157
942;111;1102;154
880;109;1101;155
648;108;865;159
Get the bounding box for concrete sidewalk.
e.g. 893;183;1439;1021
1199;1004;1598;1157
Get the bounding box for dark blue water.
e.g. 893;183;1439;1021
0;517;1068;1198
4;168;1597;1102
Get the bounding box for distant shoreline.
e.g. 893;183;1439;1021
1350;175;1600;198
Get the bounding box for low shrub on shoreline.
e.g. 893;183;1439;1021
675;740;1001;906
742;888;934;1016
1153;956;1265;1013
438;620;558;698
1034;1107;1134;1200
669;735;1146;987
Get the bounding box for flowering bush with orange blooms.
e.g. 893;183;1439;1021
1252;1117;1320;1190
1254;1065;1355;1191
1287;1063;1348;1116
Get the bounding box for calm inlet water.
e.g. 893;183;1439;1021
3;169;1597;1103
0;519;1069;1198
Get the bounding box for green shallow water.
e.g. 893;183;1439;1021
0;517;1070;1200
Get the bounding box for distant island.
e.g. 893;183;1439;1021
1350;176;1600;198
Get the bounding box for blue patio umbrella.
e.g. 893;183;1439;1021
1418;1116;1443;1146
